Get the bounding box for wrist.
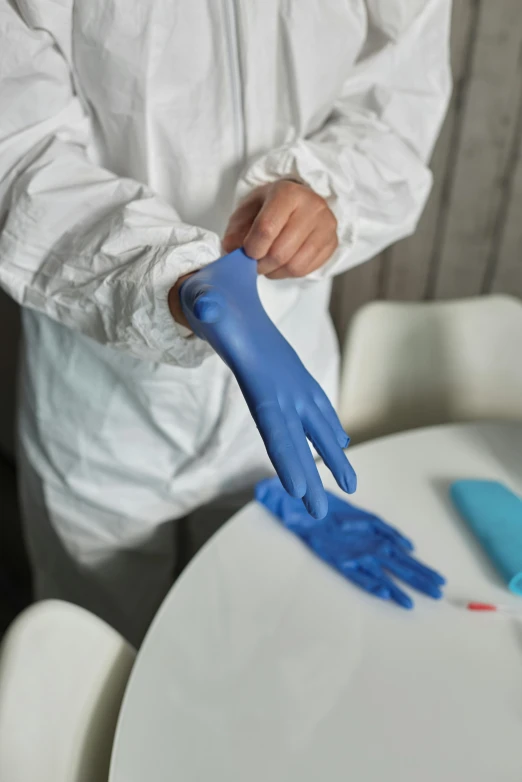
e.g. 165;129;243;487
168;273;193;328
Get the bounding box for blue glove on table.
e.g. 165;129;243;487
180;249;356;519
256;477;446;608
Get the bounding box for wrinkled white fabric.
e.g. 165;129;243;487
0;0;451;641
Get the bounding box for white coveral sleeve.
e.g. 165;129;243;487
237;0;452;277
0;4;220;367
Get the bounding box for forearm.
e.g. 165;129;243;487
0;1;220;366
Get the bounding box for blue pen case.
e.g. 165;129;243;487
450;480;522;595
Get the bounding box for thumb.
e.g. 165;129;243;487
223;195;263;253
193;291;225;323
182;282;225;324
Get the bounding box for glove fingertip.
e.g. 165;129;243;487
280;471;306;500
341;470;357;494
398;593;414;609
337;461;357;494
387;583;414;609
420;581;444;599
338;432;350;448
304;492;329;520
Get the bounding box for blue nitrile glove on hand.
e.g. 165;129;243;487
256;477;446;608
180;249;356;519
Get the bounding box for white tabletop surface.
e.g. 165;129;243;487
109;422;522;782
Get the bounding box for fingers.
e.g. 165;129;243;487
302;404;356;494
255;402;307;500
376;573;414;609
256;210;315;275
243;187;297;259
226;181;337;278
285;407;329;520
393;550;446;587
266;226;337;280
254;399;330;518
360;560;414;609
372;518;415;552
342;566;393;601
222;196;263;253
381;554;444;600
311;390;350;449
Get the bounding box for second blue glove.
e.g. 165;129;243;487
256;477;446;608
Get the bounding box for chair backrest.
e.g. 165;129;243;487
339;295;522;443
0;600;136;782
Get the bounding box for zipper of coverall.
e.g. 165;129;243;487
222;0;247;167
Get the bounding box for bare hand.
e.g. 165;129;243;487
222;180;338;279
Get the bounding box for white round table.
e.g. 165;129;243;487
109;423;522;782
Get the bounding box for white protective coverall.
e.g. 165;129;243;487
0;0;451;643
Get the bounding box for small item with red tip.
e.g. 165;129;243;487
466;601;522;616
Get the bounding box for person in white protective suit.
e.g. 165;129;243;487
0;0;451;645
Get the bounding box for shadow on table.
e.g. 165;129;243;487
459;422;522;492
177;488;255;577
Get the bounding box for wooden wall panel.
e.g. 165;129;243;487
490;89;522;297
385;0;478;301
432;0;522;298
330;253;382;343
331;0;522;339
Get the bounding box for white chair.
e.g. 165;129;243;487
0;600;136;782
339;295;522;443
